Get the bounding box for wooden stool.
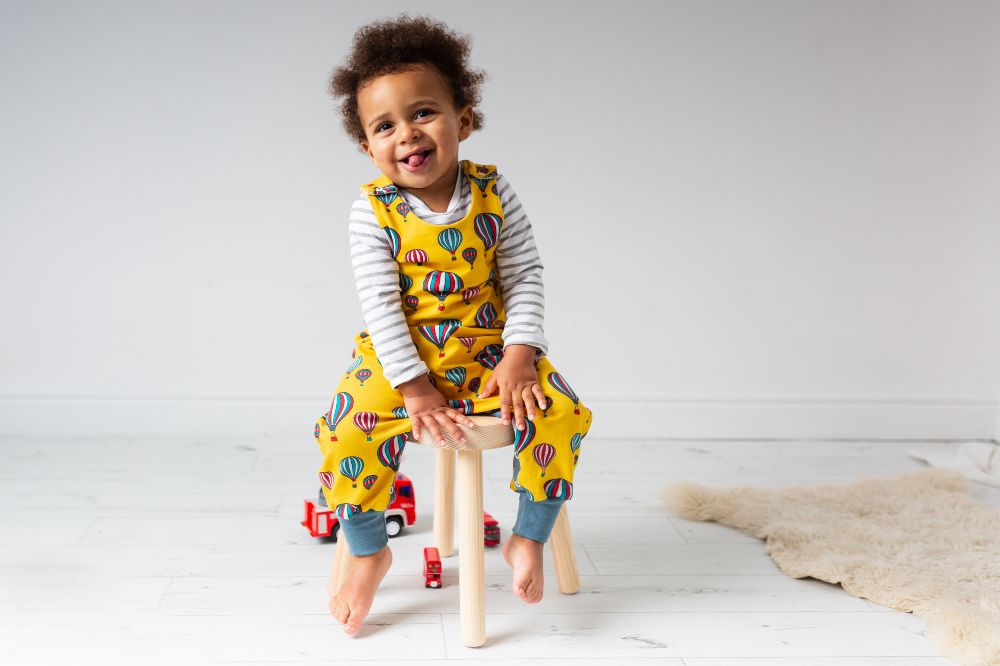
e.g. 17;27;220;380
329;414;580;647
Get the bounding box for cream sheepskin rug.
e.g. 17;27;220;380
661;468;1000;666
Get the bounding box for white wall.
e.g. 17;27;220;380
1;0;998;439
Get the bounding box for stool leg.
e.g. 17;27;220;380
328;528;351;599
549;504;580;595
457;449;485;647
434;448;456;557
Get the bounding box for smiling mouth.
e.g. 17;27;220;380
401;149;433;166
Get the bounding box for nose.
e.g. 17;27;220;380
398;121;421;142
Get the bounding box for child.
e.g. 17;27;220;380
315;14;593;636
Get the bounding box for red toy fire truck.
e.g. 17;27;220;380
302;473;416;540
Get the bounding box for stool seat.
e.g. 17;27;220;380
329;412;579;648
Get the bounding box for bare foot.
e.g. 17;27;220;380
328;546;393;635
502;533;544;603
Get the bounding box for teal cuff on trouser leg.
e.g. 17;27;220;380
511;489;565;544
339;509;388;556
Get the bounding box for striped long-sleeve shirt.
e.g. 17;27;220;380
348;166;548;389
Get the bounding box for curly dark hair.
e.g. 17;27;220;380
328;14;489;150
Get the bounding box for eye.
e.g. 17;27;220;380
415;108;434;119
375;121;392;133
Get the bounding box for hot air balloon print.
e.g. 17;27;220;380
491;182;499;196
362;474;378;490
462;247;477;269
325;392;354;441
417;319;462;358
469;168;496;197
339;455;364;487
448;399;475;415
313;421;320;441
570;433;582;465
423;271;464;311
474;302;497;327
377;434;406;471
354;368;372;387
541;395;554;417
461;286;480;304
458;336;476;352
399;273;413;294
543;478;573;500
513;418;536;455
474;213;503;250
468;376;481;395
383;226;401;258
404;295;419;310
475;343;504;370
532;443;556;477
404;249;428;266
445;366;466;390
395;200;411;221
344;355;362;378
319;471;335;489
392;406;408;419
373;184;398;211
547;372;580;414
437;228;462;261
335;502;361;520
353;411;378;441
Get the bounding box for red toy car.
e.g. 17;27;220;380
302;473;416;540
423;547;442;588
483;511;500;547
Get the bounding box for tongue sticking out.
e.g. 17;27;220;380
406;151;428;167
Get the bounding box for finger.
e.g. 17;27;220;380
532;385;547;410
500;389;513;426
511;391;526;431
433;411;466;445
451;409;476;430
425;415;446;447
522;385;537;420
478;376;494;398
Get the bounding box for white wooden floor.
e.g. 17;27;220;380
1;432;997;666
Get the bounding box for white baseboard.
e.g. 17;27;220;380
1;389;997;441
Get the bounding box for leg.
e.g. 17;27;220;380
457;449;485;648
502;489;564;603
328;510;393;636
434;447;455;557
549;504;580;594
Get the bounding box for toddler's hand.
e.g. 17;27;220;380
477;345;546;431
399;374;476;447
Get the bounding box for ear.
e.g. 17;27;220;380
457;104;474;142
360;139;376;163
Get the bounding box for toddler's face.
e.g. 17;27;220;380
357;62;473;197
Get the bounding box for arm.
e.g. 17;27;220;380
493;172;549;363
348;195;430;390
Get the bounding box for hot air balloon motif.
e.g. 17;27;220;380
372;184;398;211
313;421;321;441
448;398;475;414
423;270;464;311
475;343;504;370
399;273;413;294
462;247;477;269
392;406;408;419
339;455;364;487
325;392;354;441
469;168;496;197
383;226;401;258
474;302;497;327
354;368;372;387
445;367;467;390
547;372;580;414
377;434;406;471
437;228;462;261
513;418;536;455
362;474;378;490
532;443;556;477
461;286;480;304
344;355;362;378
541;395;554;417
404;248;428;266
543;478;573;500
491;182;499;196
468;376;481;395
417;319;462;358
428;375;438;388
353;411;378;441
404;295;419;310
395;200;411;221
458;336;476;352
474;213;503;250
319;471;334;489
487;269;499;291
570;432;582;466
335;502;361;520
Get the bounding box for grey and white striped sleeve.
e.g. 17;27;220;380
494;172;549;360
348;196;430;389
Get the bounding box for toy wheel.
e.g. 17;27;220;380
330;522;341;542
385;516;404;538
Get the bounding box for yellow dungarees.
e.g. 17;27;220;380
314;159;593;526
